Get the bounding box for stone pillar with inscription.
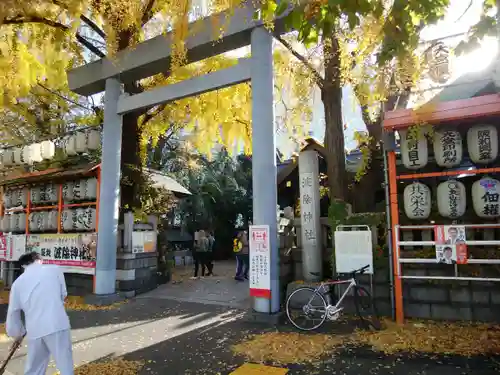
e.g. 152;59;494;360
299;150;322;282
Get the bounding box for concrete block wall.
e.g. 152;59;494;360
116;252;158;297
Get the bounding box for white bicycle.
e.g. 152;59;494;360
285;265;381;331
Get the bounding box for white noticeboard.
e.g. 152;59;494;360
249;225;271;299
334;226;373;274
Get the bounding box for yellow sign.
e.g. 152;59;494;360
230;363;288;375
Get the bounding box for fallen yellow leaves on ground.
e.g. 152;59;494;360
0;323;10;342
233;319;500;365
353;318;500;356
64;296;126;311
56;359;143;375
232;332;346;365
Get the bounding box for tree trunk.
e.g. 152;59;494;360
322;34;347;201
120;110;143;211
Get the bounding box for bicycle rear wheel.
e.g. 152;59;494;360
286;287;327;331
354;286;381;330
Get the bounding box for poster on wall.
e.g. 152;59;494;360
249;225;271;299
24;233;97;268
0;234;7;261
434;225;467;264
132;231;156;253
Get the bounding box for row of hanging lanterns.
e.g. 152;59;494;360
1;208;97;233
400;124;498;170
1;128;101;167
3;178;98;209
403;176;500;219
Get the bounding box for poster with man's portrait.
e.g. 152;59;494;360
435;244;456;264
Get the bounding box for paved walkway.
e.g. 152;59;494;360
0;268;498;374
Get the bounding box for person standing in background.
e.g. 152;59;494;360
193;230;209;278
206;231;215;276
240;230;250;280
6;251;74;375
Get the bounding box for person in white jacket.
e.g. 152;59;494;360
6;252;74;375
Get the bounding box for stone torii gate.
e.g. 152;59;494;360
67;5;289;315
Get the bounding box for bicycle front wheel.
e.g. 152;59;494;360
286;287;327;331
354;286;381;330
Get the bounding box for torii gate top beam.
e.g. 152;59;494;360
68;4;288;96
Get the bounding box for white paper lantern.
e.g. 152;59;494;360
433;130;463;167
467;125;498;164
437;180;466;218
1;215;9;233
40;140;55;160
22;145;32;165
45;184;57;202
399;130;428;170
3;190;12;208
75;208;86;230
61;209;74;231
2;150;13;167
65;135;78;156
403;182;432;219
12;147;23;165
472;177;500;218
84;178;98;200
30;186;41;204
62;182;74;201
87;129;101;150
30;143;43;163
10;214;20;233
46;211;58;230
72;180;84;200
75;132;87;153
18;213;26;232
40;211;50;231
86;208;97;230
29;212;37;232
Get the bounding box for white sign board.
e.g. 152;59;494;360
132;231;156;253
249;225;271;299
334;228;373;274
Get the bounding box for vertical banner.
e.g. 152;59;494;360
249;225;271;299
434;225;467;264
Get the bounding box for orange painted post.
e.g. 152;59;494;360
25;188;31;235
57;184;63;233
388;151;404;324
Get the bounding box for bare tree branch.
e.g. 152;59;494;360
76;33;106;57
274;34;325;89
141;0;158;26
80;14;106;39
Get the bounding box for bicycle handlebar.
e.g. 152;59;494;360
350;264;370;276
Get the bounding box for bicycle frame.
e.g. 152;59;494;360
307;278;357;313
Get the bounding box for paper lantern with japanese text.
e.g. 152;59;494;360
437;180;466;218
3;190;12;208
46;211;58;230
1;216;10;233
61;209;74;231
403;182;431;219
84;178;98;200
73;180;84;200
13;188;27;206
2;149;13;167
467;125;498;164
30;143;43;163
45;184;57;202
433;130;463;167
13;147;23;165
10;214;20;233
30;186;41;204
78;207;96;230
29;212;44;232
472;177;500;218
62;182;74;201
399;130;428;170
40;140;55;160
17;213;26;232
65;135;78;156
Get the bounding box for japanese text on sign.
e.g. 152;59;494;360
249;225;271;299
441;131;459;164
408;183;429;218
478;129;492;161
26;233;97;268
300;172;317;244
405;132;421;167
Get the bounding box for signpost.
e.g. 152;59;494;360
249;225;271;300
334;225;374;275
